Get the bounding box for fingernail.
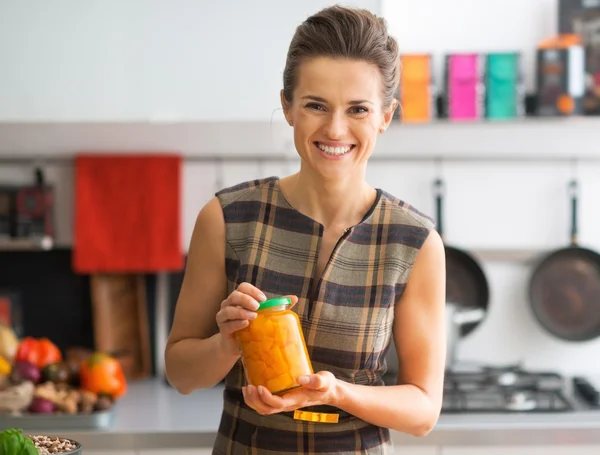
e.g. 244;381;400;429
248;312;257;319
298;376;309;385
257;386;264;395
259;293;267;302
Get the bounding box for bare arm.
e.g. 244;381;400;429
165;197;265;394
333;229;446;436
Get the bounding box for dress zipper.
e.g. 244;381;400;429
307;227;353;319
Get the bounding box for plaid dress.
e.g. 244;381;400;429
213;177;435;455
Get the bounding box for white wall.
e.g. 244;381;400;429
0;0;379;122
1;0;600;377
383;0;559;93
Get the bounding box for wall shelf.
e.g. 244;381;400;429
0;118;599;163
0;237;54;252
470;248;547;264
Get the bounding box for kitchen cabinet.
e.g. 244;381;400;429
442;446;600;455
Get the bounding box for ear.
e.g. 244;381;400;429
380;98;398;132
280;90;293;126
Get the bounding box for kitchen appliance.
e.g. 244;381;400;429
536;34;586;116
444;53;485;120
0;167;54;248
434;178;489;337
485;52;526;120
559;0;600;115
443;362;600;413
528;179;600;342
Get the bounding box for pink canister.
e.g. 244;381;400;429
446;54;484;120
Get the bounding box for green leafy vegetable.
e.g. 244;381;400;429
0;428;38;455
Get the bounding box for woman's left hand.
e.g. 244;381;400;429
242;371;341;415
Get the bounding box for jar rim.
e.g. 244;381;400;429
257;297;292;311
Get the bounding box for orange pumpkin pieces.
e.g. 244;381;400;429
236;298;313;394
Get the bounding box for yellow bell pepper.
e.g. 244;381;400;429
0;356;11;376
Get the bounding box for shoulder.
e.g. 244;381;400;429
376;190;444;281
215;177;279;208
378;189;436;231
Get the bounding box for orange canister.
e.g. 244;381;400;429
400;54;434;122
235;297;314;395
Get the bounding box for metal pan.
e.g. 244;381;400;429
434;178;490;337
529;179;600;342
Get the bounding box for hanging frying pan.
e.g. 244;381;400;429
529;179;600;342
434;178;490;337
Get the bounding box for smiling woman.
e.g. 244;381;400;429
286;58;384;174
165;5;446;455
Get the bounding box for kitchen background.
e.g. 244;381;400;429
1;0;600;390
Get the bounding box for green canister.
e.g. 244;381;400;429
486;52;525;120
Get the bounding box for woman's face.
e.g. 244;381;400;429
282;56;396;182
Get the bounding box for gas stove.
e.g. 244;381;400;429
442;363;600;414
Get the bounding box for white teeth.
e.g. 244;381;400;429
317;143;352;155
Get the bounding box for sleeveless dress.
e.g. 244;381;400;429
212;177;435;455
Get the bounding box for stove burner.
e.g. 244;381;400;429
497;371;518;387
505;391;537;411
442;363;573;413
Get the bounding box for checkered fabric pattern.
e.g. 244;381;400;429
212;177;434;454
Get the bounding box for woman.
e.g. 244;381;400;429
165;5;446;454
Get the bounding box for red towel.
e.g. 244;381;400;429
73;153;184;273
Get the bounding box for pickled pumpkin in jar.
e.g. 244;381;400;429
235;297;313;395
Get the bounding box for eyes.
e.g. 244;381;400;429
304;102;369;116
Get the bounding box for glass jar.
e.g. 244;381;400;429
235;297;313;395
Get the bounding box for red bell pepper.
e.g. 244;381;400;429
15;337;62;369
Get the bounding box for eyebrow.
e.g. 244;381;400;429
301;95;373;105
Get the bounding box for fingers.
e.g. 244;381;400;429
243;383;319;415
217;283;300;338
298;372;333;391
255;385;287;408
218;320;249;337
237;282;268;305
243;385;279;415
216;305;257;337
282;294;299;309
216;305;257;324
217;283;265;337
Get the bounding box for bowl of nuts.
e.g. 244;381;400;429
28;434;82;454
0;428;81;454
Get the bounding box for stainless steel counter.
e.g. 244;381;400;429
35;379;600;451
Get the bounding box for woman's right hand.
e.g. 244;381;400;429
216;283;299;356
216;283;266;356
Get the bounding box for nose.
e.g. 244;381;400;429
323;111;348;139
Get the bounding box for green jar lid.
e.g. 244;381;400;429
258;297;292;311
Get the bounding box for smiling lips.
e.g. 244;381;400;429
315;141;355;156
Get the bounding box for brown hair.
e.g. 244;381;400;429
282;5;400;110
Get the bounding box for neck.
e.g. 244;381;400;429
281;166;377;230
